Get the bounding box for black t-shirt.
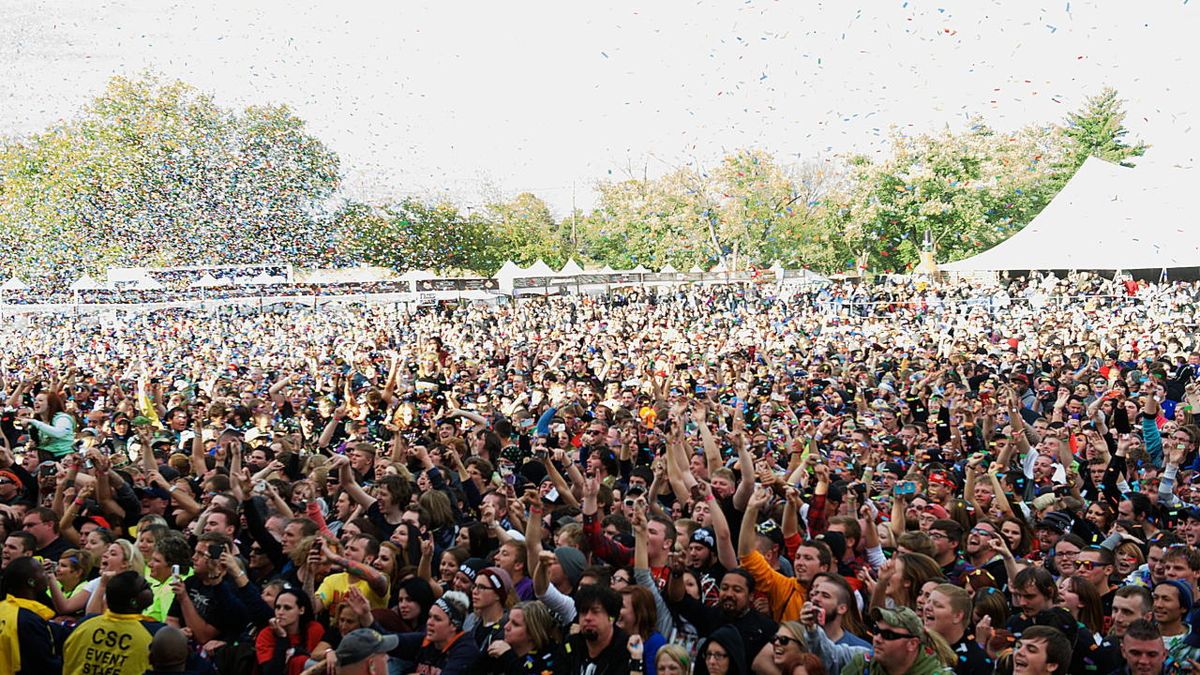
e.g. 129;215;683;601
558;627;632;675
950;633;993;675
166;577;250;641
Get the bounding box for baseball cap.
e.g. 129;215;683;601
869;606;925;638
335;628;399;667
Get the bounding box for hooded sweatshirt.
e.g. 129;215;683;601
693;625;748;675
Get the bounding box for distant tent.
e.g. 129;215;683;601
0;277;28;291
660;263;678;274
135;277;165;291
629;264;651;274
525;260;555;276
689;265;705;274
69;275;105;291
191;273;223;288
558;259;585;276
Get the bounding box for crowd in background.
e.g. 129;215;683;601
1;277;1199;675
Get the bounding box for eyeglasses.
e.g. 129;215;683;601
1076;560;1106;571
472;583;496;592
703;651;729;662
928;532;950;541
874;627;917;641
772;634;801;647
969;528;996;538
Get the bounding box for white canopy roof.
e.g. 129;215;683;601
558;259;585;276
629;264;651;274
660;263;678;274
192;273;230;288
135;277;165;290
69;274;105;291
943;156;1197;271
495;261;523;278
399;269;437;282
1;276;28;291
524;260;555;276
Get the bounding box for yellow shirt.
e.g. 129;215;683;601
0;596;56;674
316;571;388;617
64;611;157;675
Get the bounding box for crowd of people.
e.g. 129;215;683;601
1;275;1200;675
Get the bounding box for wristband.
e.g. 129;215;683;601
704;494;715;502
169;484;179;493
73;498;84;507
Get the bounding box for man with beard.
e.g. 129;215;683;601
557;585;630;675
666;565;777;662
686;527;727;606
737;487;832;622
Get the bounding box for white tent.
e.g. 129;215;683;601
943;156;1197;271
69;275;105;291
629;264;651;274
495;261;522;277
558;259;585;276
689;265;705;274
660;263;678;274
135;277;165;291
191;273;223;288
0;277;28;291
524;260;555;276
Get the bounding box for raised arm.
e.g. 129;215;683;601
698;481;737;570
738;486;771;559
693;405;723;475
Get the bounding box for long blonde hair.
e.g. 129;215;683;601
113;539;145;573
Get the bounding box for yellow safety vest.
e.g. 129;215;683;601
63;611;157;675
0;596;55;675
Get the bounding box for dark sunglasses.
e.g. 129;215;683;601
873;626;917;641
772;634;801;647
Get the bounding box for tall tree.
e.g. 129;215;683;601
482;192;567;267
0;74;341;283
823;121;1065;271
342;198;499;274
1059;87;1148;171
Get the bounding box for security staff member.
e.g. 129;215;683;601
0;556;62;675
64;570;164;675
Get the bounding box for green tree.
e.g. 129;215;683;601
1059;87;1147;172
342;198;498;274
709;150;837;269
823;121;1065;271
0;74;341;283
579;167;717;270
482;192;567;267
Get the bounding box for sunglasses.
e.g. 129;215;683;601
873;627;917;641
1076;560;1106;571
772;634;801;647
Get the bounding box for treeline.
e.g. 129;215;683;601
0;76;1144;281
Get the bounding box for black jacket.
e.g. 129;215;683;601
557;626;632;675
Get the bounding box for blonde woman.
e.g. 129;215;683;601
51;540;144;615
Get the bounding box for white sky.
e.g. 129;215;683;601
0;0;1195;215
